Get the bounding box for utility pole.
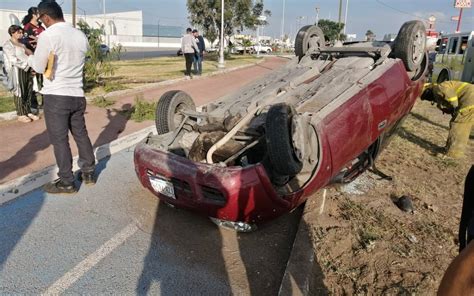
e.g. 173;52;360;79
343;0;349;34
315;6;320;25
103;0;107;45
72;0;76;27
218;0;225;69
338;0;343;24
280;0;285;43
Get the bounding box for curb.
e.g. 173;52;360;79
0;125;156;206
0;111;16;121
278;203;316;296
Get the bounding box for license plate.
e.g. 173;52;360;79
149;175;175;199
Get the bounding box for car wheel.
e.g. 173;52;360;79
437;69;450;83
392;20;426;72
265;103;303;176
155;90;196;134
295;25;326;60
267;49;271;54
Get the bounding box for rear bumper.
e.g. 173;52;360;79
134;141;300;223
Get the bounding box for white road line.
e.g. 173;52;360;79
42;223;139;295
319;189;327;215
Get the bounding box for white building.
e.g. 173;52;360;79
0;9;143;47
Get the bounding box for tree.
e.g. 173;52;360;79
316;19;346;42
77;20;121;89
187;0;270;44
365;30;376;41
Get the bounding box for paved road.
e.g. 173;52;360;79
120;47;177;60
0;146;301;294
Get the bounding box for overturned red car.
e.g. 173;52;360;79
134;21;428;231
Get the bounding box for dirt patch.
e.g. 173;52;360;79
306;100;472;294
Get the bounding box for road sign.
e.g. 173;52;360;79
451;15;460;21
454;0;471;8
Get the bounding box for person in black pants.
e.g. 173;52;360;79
192;29;205;75
28;1;95;194
181;28;199;79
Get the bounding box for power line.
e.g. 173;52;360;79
374;0;472;24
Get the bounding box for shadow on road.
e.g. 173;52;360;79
93;104;131;179
0;190;45;271
0;130;50;182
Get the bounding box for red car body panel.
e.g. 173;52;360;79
134;59;425;224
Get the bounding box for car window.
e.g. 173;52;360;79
448;37;459;54
459;36;469;54
438;38;448;54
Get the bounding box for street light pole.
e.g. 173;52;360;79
102;0;107;46
280;0;285;52
315;7;320;25
343;0;349;34
72;0;76;27
218;0;225;69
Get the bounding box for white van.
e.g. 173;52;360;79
432;31;474;83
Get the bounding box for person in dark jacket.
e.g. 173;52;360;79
192;29;205;75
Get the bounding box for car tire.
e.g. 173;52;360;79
155;90;196;134
265;103;303;176
295;25;326;60
392;20;426;72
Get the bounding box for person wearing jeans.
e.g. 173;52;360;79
29;1;95;194
192;29;205;75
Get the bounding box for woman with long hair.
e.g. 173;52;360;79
3;25;38;123
22;7;45;111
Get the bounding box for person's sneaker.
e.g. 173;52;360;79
43;179;77;194
80;172;96;185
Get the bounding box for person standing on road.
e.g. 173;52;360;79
421;81;474;159
192;29;205;75
181;28;199;79
3;25;38;123
28;1;96;194
22;7;45;111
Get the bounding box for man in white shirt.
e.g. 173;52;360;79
29;1;95;194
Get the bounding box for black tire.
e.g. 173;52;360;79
265;103;303;176
393;20;426;71
295;25;325;60
437;70;450;83
155;90;196;134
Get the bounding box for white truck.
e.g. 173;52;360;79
432;31;474;83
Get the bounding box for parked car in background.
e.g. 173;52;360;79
432;31;474;83
252;44;272;54
134;21;428;231
99;44;110;55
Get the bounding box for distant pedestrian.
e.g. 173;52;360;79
181;27;199;79
192;29;205;75
3;25;38;123
29;1;96;194
22;6;45;111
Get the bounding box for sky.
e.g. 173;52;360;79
0;0;472;40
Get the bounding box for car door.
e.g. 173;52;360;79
322;90;372;174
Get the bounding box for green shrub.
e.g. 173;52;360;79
130;95;156;122
92;96;114;108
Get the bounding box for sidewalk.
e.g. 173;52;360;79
0;57;288;185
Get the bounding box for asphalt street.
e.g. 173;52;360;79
0;145;301;295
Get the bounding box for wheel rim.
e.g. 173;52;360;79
411;29;426;65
